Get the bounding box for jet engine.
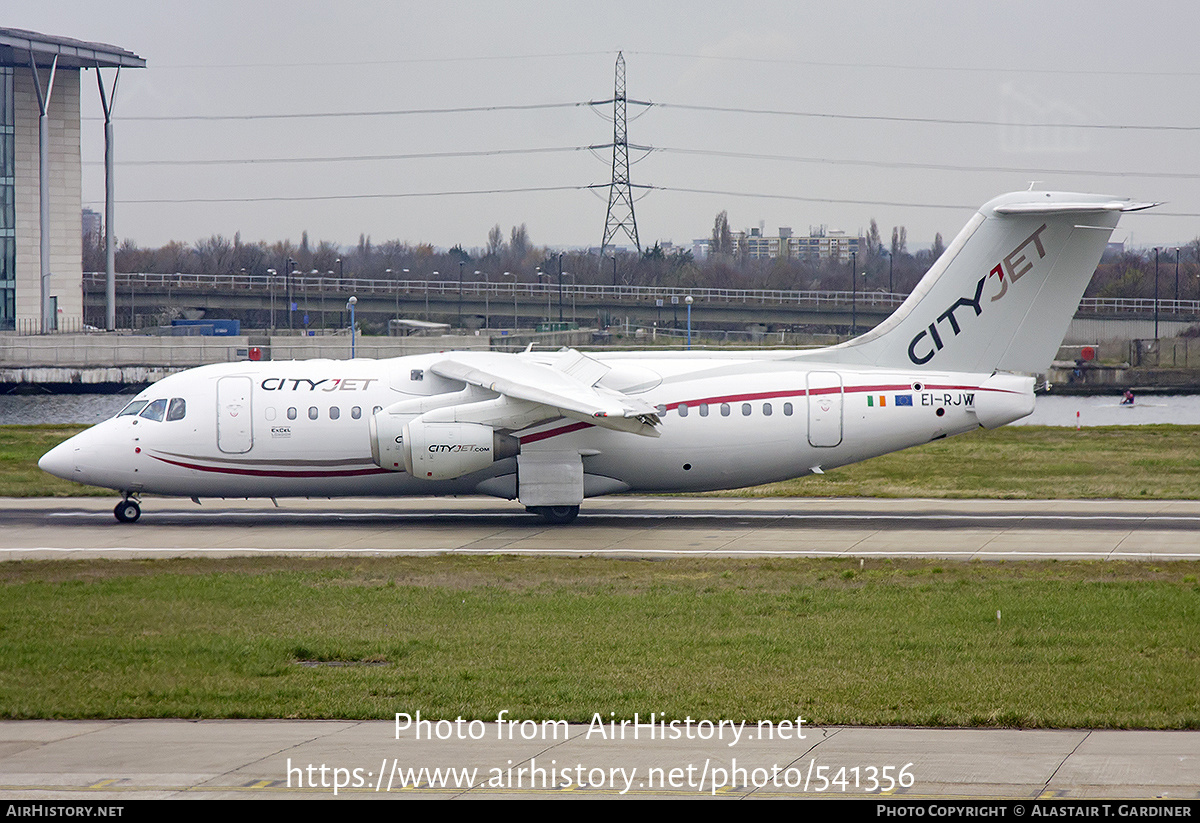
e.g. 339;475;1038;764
369;414;519;480
972;373;1035;429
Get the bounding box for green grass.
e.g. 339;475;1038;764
0;556;1196;727
4;424;1199;727
0;425;108;497
724;425;1200;499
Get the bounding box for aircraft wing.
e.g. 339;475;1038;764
429;349;662;437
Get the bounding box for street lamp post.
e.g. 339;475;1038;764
557;252;564;323
850;250;858;337
347;296;357;358
1154;248;1160;341
537;268;550;322
286;256;294;331
1175;248;1180;306
323;272;333;329
478;271;487;330
562;272;576;326
267;268;276;331
458;261;465;329
503;271;516;330
685;295;693;349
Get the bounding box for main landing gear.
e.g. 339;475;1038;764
527;505;580;525
114;496;141;523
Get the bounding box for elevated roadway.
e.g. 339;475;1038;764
83;272;1200;333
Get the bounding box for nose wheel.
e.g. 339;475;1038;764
114;499;141;523
528;505;580;525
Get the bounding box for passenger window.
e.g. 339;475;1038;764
742;403;752;416
287;407;297;420
329;406;340;420
763;403;772;416
117;400;149;417
699;404;709;417
308;407;318;420
351;406;362;420
139;399;168;422
166;398;187;421
720;403;730;417
678;403;688;417
784;402;793;416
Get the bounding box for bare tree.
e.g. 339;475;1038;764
486;224;505;258
509;224;530;262
710;211;733;256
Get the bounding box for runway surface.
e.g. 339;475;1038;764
1;719;1198;801
2;495;1197;801
2;495;1199;561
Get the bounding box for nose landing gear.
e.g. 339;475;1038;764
527;505;580;525
114;496;141;523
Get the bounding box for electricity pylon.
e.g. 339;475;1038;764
600;51;641;258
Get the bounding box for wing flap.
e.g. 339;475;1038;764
430;350;661;437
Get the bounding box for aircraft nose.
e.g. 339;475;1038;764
38;439;79;481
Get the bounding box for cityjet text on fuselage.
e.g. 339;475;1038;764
259;377;379;392
907;222;1048;366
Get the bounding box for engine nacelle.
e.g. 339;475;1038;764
369;414;518;480
973;373;1035;429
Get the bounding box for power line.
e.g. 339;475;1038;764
83;142;1198;182
628;51;1200;79
648;186;1200;218
152;51;616;70
83;101;593;122
83;99;1200;132
648;147;1200;180
84;146;593;167
142;50;1199;79
91;183;1200;219
108;184;596;205
645;102;1200;132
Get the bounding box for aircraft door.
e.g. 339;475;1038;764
806;371;843;447
217;376;254;454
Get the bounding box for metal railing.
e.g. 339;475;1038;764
83;271;1200;316
84;272;907;310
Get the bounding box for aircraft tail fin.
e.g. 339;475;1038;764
818;191;1154;375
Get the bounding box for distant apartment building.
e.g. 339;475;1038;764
81;207;100;247
709;224;861;264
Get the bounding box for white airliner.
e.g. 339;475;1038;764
40;191;1151;523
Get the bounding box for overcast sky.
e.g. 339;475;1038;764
10;0;1200;254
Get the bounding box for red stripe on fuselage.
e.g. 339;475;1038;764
517;382;1004;443
151;454;391;478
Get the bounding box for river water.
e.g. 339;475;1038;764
3;391;1199;427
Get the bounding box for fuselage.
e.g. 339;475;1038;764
38;351;1033;501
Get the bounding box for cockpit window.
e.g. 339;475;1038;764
139;398;168;422
117;400;149;417
166;398;187;421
